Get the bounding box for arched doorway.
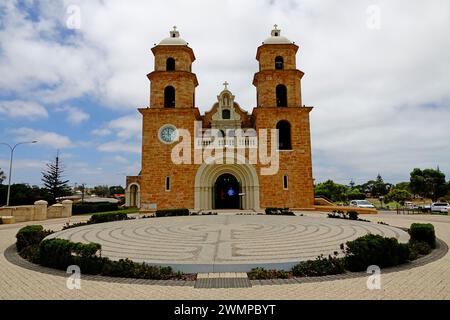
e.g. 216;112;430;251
214;173;240;209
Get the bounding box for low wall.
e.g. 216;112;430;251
314;205;378;214
0;200;73;224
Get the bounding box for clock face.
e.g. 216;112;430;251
159;125;177;144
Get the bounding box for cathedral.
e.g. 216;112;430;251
126;26;314;212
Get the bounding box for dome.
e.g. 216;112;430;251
158;26;188;46
263;25;292;44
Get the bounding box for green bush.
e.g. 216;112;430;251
72;202;119;215
247;267;289;280
39;239;101;271
347;211;359;220
155;208;189;217
344;234;410;271
265;207;295;216
292;254;345;277
19;244;41;264
409;223;436;249
16;225;52;252
89;212;128;224
101;259;173;280
409;240;432;259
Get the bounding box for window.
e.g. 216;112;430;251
275;56;284;70
276;120;292;150
276;84;287;107
165;176;171;191
283;175;289;189
164;86;175;108
166;57;175;71
222;109;231;119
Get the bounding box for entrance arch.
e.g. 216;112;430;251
126;183;140;208
194;154;260;210
214;173;240;209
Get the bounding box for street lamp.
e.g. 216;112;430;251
0;141;38;206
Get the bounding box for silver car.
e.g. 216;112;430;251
431;202;450;213
349;200;375;209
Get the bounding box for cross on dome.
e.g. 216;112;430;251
170;26;180;38
271;24;281;37
223;81;229;90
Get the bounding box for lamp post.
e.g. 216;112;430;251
0;141;37;206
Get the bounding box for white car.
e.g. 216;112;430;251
430;202;450;213
349;200;375;209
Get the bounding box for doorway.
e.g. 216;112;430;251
214;173;240;209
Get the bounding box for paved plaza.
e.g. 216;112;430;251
0;212;449;299
46;215;410;272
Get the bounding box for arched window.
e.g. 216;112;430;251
275;56;284;70
164;86;175;108
276;84;287;107
276;120;292;150
222;109;230;119
166;57;175;71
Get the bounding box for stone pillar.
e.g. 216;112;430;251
33;200;48;221
61;200;73;218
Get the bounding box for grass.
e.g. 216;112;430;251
77;207;140;216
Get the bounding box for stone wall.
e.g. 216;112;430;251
0;200;72;224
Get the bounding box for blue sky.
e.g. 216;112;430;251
0;0;449;188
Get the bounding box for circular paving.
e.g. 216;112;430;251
46;215;410;273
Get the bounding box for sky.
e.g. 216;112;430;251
0;0;449;188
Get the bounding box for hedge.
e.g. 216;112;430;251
292;254;345;277
344;234;410;271
409;223;436;249
89;212;128;224
16;225;52;252
155;208;190;217
72;202;119;215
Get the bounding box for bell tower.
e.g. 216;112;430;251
147;26;198;108
253;25;304;108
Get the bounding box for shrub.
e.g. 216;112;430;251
265;207;295;216
89;212;128;224
409;223;436;249
155;208;190;217
16;225;52;252
39;239;101;271
101;259;174;280
344;234;410;272
247;267;289;280
72;202;119;215
292;254;345;277
347;211;359;220
19;244;41;264
409;240;432;259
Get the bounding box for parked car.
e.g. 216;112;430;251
430;202;450;213
349;200;375;209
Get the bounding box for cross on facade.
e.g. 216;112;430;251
274;24;278;29
223;81;229;90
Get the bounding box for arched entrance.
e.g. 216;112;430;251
194;153;260;211
125;183;140;208
214;173;240;209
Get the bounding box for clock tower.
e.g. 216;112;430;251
138;27;201;211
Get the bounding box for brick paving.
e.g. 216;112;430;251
0;212;449;299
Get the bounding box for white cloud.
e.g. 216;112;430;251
66;107;90;125
97;141;140;154
1;0;449;183
13;127;72;149
0;100;48;120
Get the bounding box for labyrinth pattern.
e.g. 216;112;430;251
47;215;410;271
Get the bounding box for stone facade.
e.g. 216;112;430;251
127;26;315;212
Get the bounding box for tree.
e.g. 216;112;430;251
384;189;412;205
0;184;52;206
360;174;391;197
109;185;125;195
395;182;410;192
41;153;71;204
314;180;348;202
410;168;447;201
0;168;5;184
93;185;110;197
